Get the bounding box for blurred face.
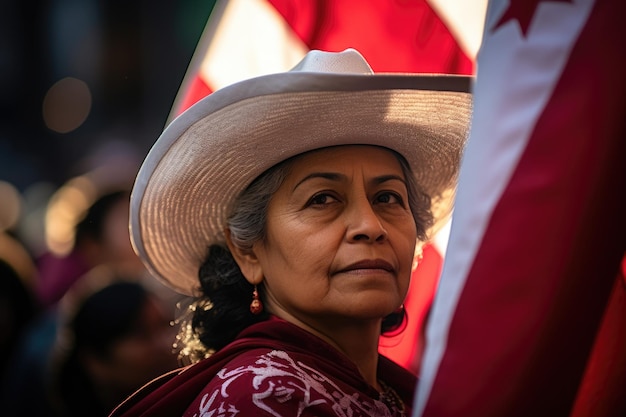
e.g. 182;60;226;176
86;295;178;394
246;146;417;332
101;198;145;274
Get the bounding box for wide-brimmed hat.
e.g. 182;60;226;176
130;48;472;296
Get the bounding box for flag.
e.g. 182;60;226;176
415;0;626;416
170;0;485;118
169;0;487;374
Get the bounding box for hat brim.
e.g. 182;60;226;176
131;72;472;296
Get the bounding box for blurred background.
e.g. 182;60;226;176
1;4;221;414
1;0;216;256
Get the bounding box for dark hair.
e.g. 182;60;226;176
50;281;148;416
180;146;432;362
70;281;147;354
184;245;270;360
75;190;130;245
0;259;38;377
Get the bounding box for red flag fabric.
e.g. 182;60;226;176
168;0;485;374
570;267;626;417
415;0;626;416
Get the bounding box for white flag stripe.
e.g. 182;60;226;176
201;0;307;91
414;0;596;414
431;218;452;257
426;0;488;60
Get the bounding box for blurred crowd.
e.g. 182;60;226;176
0;145;184;417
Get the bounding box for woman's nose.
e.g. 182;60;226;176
346;197;388;243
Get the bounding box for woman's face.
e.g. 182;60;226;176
246;145;417;330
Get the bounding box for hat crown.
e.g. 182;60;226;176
290;48;374;75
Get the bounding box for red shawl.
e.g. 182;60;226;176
110;316;416;416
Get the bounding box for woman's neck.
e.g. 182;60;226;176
275;312;383;388
332;322;382;388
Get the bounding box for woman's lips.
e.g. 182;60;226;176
337;259;395;274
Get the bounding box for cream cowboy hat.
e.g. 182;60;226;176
130;48;472;296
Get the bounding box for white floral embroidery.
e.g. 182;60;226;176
191;350;397;417
195;389;240;417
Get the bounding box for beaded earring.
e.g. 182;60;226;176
250;284;263;314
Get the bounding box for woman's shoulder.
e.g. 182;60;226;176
185;348;323;416
184;348;403;417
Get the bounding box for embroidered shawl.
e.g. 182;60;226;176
110;316;416;416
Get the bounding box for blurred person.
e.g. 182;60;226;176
0;232;39;412
37;189;145;309
0;259;37;373
44;272;180;417
2;187;180;416
0;236;39;386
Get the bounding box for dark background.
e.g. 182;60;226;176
0;0;217;191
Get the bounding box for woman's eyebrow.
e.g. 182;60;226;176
292;172;344;191
293;172;406;191
372;174;407;186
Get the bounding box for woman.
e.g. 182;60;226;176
112;49;471;416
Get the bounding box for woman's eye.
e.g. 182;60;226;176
376;192;403;205
308;193;337;206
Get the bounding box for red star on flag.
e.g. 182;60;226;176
493;0;573;36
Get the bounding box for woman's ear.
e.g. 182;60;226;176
412;240;425;270
224;229;263;285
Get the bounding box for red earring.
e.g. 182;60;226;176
250;284;263;314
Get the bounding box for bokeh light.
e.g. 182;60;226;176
45;175;97;256
0;181;22;232
42;77;92;134
17;181;57;257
